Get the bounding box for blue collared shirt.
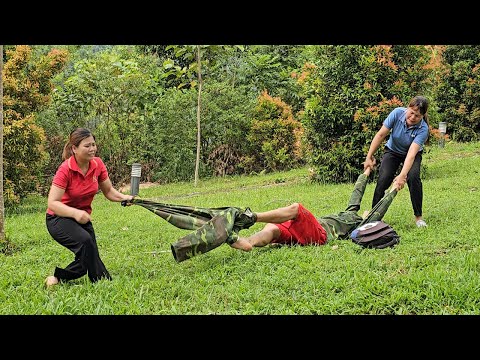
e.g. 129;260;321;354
384;107;429;155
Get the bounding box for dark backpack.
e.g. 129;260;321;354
350;221;400;249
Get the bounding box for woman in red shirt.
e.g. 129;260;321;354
45;128;134;287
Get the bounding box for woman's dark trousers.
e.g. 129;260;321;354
372;148;423;217
46;214;112;283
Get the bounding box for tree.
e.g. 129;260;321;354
194;45;202;187
163;45;208;186
435;45;480;141
3;46;68;205
0;45;5;244
162;45;244;186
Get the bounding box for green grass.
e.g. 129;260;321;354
2;140;480;314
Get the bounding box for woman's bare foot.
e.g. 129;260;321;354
45;275;59;288
229;238;253;252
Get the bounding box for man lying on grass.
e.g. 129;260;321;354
230;165;402;252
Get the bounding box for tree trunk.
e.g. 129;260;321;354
0;44;5;242
194;45;202;187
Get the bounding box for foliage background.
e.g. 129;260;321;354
6;44;479;209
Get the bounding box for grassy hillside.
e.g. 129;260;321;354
2;140;480;314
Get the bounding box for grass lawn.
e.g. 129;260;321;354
2;140;480;315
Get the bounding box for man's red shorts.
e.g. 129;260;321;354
272;203;327;245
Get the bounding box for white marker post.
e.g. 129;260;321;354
439;122;447;148
130;163;142;196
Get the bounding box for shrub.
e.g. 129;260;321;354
241;90;304;174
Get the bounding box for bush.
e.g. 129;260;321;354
241;90;304;174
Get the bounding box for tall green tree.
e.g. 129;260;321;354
194;45;202;186
435;45;480;141
162;45;244;186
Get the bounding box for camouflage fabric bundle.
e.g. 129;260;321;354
317;173;398;241
123;198;257;262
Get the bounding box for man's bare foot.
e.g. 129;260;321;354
45;275;59;288
229;238;253;252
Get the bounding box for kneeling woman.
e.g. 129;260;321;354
45;128;133;287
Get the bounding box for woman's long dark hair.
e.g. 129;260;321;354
62;128;95;160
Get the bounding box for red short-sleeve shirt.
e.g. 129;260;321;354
46;156;108;216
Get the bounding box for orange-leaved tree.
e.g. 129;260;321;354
3;45;68;206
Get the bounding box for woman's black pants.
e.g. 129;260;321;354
46;214;112;283
372;147;423;217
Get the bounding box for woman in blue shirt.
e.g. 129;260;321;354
363;96;430;228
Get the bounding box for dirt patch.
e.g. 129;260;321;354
119;182;158;193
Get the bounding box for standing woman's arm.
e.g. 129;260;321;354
99;178;133;203
364;125;390;170
394;142;421;189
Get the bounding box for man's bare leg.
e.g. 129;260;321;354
244;223;282;247
234;223;281;249
231;203;299;251
255;203;299;223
